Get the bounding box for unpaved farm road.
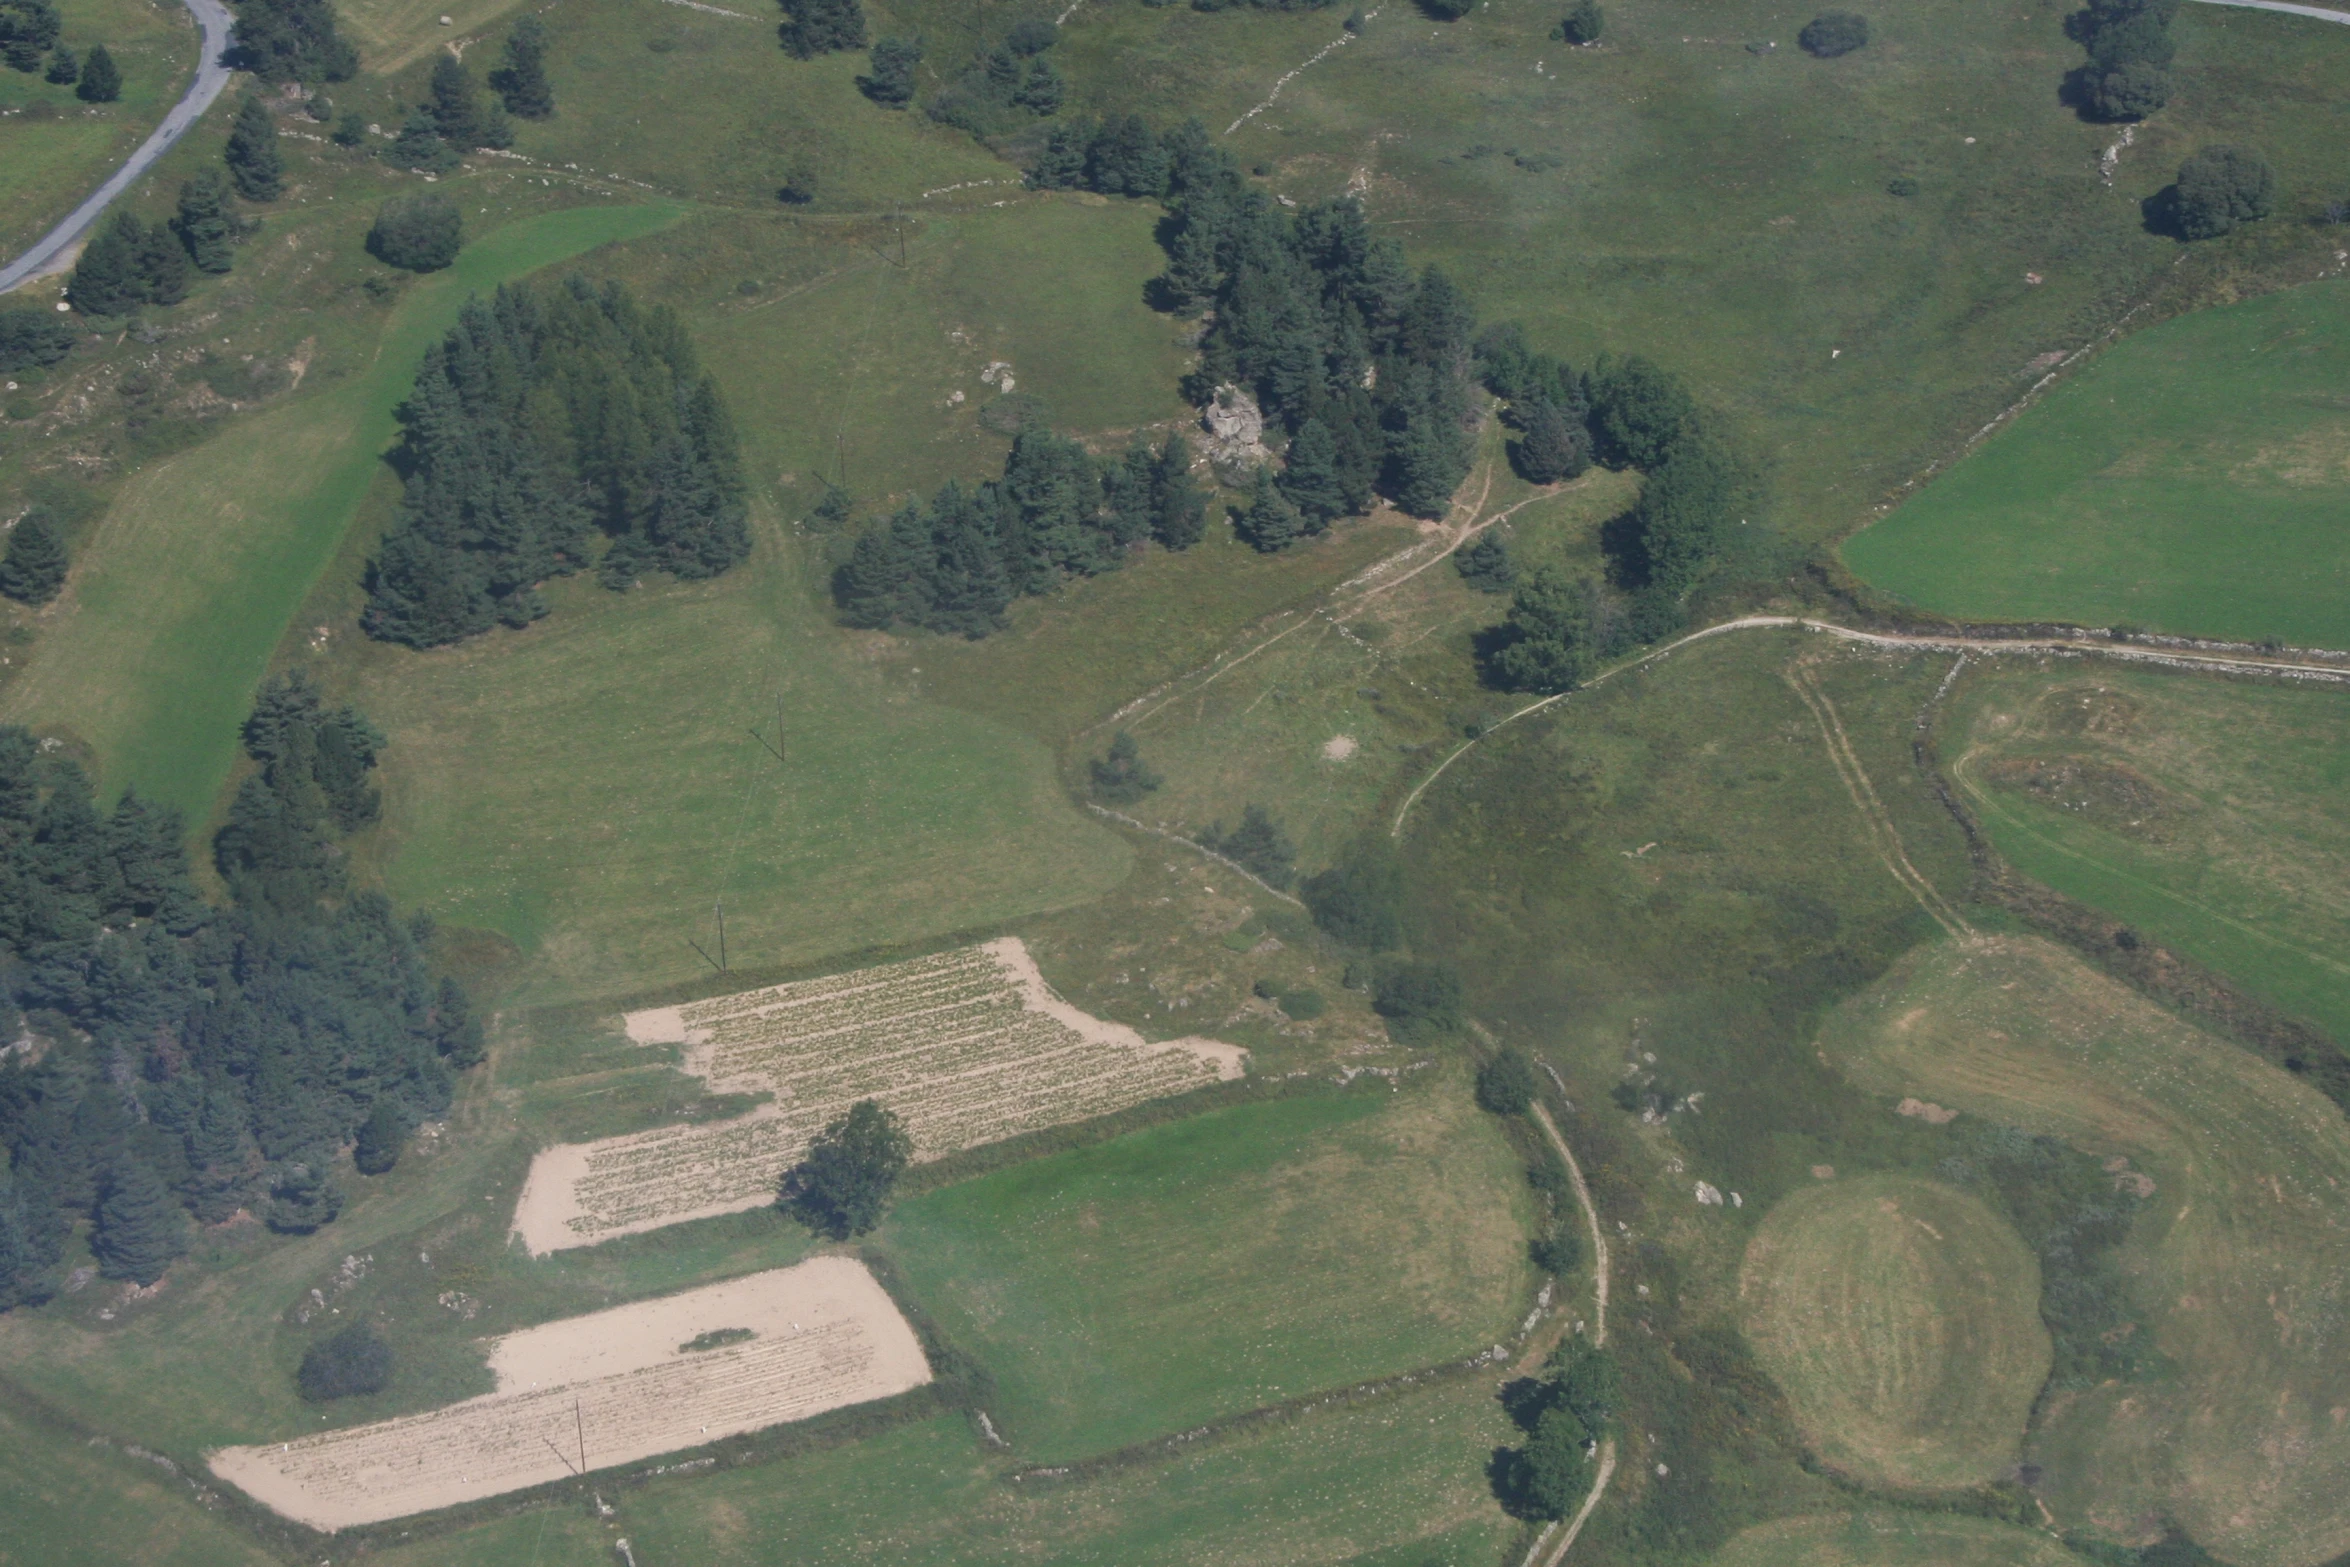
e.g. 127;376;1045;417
0;0;235;296
2190;0;2350;23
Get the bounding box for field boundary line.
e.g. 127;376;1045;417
1390;616;2350;838
1083;803;1305;907
1785;664;1973;939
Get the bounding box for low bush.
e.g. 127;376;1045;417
367;192;462;273
1798;11;1869;56
297;1323;393;1401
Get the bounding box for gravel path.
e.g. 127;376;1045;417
2188;0;2350;23
0;0;235;296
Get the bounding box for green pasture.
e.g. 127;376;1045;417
0;0;197;260
0;1394;272;1567
1738;1174;2048;1491
883;1079;1537;1463
1944;661;2350;1043
1847;280;2350;646
1706;1510;2082;1567
1820;934;2350;1567
1;201;684;823
367;1381;1519;1567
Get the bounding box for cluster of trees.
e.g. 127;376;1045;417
923;16;1066;131
781;1099;909;1238
364;278;749;647
1032;117;1480;523
1797;10;1869;57
2066;0;2178;122
384;51;512;174
488;16;554;120
1;0;114;96
1197;803;1295;889
779;0;863;58
1088;730;1162;806
66;166;253;316
0;677;482;1307
0;508;69;605
834;428;1206;636
1496;1344;1617;1519
367;191;462;272
0;308;75;374
1555;0;1603;44
228;0;357;83
226;94;284;201
2171;144;2274;240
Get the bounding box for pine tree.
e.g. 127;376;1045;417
0;509;68;605
135;217;189;305
74;40;117;99
1151;435;1207;549
174;169;237;273
427;51;505;148
1559;0;1603;44
226;0;358;83
92;1154;187;1284
225;94;283;200
0;0;60;73
1089;731;1161;805
42;41;73;82
352;1101;406;1174
1279;417;1349;528
1025;122;1087;189
779;0;865;58
1484;564;1597;695
67;210;145;315
1233;469;1304;552
489;14;552;117
183;1082;253;1222
265;1161;343;1233
1512;400;1591;484
856;33;918;108
1013;56;1063;115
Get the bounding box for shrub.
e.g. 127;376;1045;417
858;34;920;106
2084;58;2168;120
783;1099;911;1238
1089;730;1161;805
1373;959;1464;1037
1456;529;1516;594
353;1101;408;1175
367;192;462;272
2174;145;2274;240
1278;988;1325;1020
1531;1227;1583;1274
1475;1049;1541;1114
0;307;74;372
1301;843;1405;951
1798;11;1869;56
1558;0;1602;43
297;1323;393;1400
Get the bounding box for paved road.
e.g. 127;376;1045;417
2190;0;2350;23
0;0;236;296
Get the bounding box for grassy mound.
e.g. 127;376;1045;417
1820;934;2350;1566
1738;1174;2049;1490
1845;279;2350;647
1707;1510;2082;1567
882;1079;1536;1463
1946;663;2350;1043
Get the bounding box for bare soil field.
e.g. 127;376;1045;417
513;940;1243;1254
208;1258;929;1531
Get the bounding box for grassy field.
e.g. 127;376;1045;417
1705;1511;2082;1567
1846;280;2350;646
883;1079;1537;1463
0;0;197;260
1;202;685;822
362;1383;1521;1567
1943;661;2350;1044
1819;934;2350;1566
1737;1174;2048;1491
0;1394;274;1567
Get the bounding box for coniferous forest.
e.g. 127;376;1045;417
363;277;751;649
0;674;480;1305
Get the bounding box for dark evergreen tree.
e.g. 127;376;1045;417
1797;10;1869;56
225;95;284;200
0;508;69;605
182;1081;253;1222
858;34;919;106
67;210;144;316
2174;145;2274;239
267;1162;344;1232
1233;467;1304;551
1279;417;1349;528
42;40;73;81
2069;0;2176;120
366;190;461;271
0;0;59;72
1511;401;1591;484
1371;959;1463;1038
297;1323;392;1398
1483;564;1598;695
0;306;75;371
1300;842;1403;951
489;14;553;118
1454;529;1514;594
174;168;238;273
91;1153;186;1283
2084;58;2168;120
426;50;506;148
1517;1404;1592;1517
1013;55;1064;114
779;0;865;58
1558;0;1603;43
1625;436;1750;595
332;107;365;145
1587;354;1696;469
1476;1049;1541;1114
353;1101;407;1174
134;217;189;305
1199;804;1295;888
1151;436;1208;549
73;40;117;99
1089;731;1161;805
380;105;457;174
227;0;357;82
783;1099;910;1238
1024;122;1088;189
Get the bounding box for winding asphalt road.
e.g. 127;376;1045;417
0;0;235;296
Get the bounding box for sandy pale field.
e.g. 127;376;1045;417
510;938;1243;1254
208;1258;930;1531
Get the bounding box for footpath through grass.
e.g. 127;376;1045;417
1846;279;2350;646
0;202;683;824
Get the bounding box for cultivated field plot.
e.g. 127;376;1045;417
209;1258;928;1531
1821;936;2350;1566
513;940;1243;1254
1739;1174;2049;1491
